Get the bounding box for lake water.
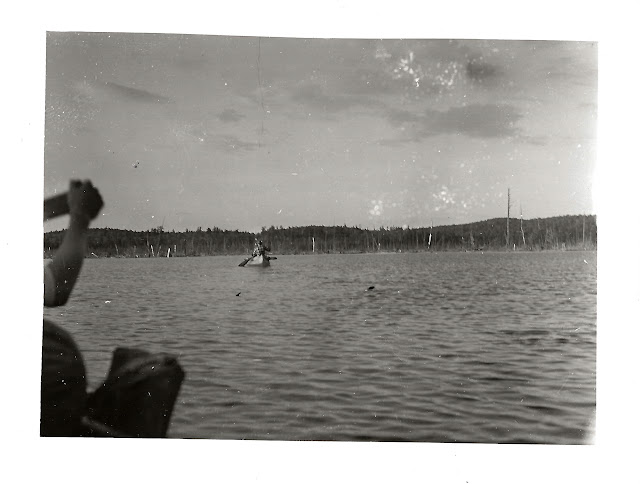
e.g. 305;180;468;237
43;251;597;443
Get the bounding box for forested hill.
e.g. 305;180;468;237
44;214;596;258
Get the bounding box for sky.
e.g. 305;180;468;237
43;33;597;233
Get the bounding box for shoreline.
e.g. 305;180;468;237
44;247;597;260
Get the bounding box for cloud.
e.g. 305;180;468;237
45;83;100;135
218;108;244;122
102;81;172;104
465;58;501;83
289;83;379;114
545;55;598;89
384;103;529;142
218;135;261;152
426;104;522;138
377;137;420;147
365;40;478;96
386;108;421;124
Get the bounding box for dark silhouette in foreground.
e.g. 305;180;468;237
43;180;184;437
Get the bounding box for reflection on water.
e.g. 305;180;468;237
44;251;597;443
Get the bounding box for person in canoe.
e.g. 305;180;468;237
252;239;270;258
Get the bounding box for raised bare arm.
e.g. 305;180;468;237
44;180;103;307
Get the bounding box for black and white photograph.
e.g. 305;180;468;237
5;2;639;483
42;31;598;443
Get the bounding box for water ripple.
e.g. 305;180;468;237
44;251;596;443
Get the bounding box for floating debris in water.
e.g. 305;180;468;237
367;286;375;291
105;300;111;304
236;292;241;296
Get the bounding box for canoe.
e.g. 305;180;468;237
242;254;271;267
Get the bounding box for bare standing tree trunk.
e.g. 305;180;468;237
520;205;526;248
506;188;511;249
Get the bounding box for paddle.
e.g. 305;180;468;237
44;193;70;221
239;254;276;266
238;256;255;267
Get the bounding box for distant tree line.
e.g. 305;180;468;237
43;214;596;258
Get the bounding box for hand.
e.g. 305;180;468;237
67;179;104;222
